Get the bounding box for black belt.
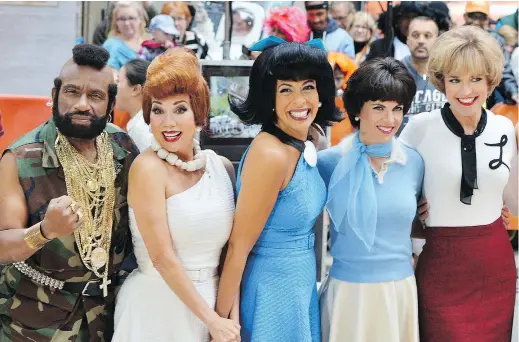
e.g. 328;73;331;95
63;275;116;297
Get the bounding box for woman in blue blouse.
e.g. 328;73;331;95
103;2;147;71
318;58;423;342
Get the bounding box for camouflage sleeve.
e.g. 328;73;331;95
113;132;139;289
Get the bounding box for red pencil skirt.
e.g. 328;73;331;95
415;218;516;342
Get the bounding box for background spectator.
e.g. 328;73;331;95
138;14;178;62
263;6;310;43
329;1;356;31
400;16;446;133
512;47;518;84
495;8;518;31
93;1;157;46
161;2;208;59
463;1;518;104
497;25;518;54
103;1;148;70
328;52;357;146
115;59;151;152
305;1;355;59
233;9;255;37
367;2;421;60
346;11;377;64
367;2;450;61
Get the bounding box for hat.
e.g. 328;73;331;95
149;14;179;36
305;1;329;10
465;1;490;16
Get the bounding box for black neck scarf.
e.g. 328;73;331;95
441;103;487;205
262;124;311;153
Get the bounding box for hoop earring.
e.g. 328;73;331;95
108;113;113;123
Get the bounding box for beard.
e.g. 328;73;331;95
52;101;108;140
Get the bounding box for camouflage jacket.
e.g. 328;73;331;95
0;119;139;342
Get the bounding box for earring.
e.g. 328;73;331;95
318;102;322;108
108;113;113;123
272;108;275;112
46;100;53;107
354;116;360;121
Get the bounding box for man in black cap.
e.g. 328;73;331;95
305;1;355;58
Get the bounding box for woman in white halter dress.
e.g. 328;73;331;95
112;48;240;342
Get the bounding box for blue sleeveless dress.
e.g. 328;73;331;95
237;149;326;342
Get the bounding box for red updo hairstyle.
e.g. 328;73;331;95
142;47;210;127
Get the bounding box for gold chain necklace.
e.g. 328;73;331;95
55;129;116;295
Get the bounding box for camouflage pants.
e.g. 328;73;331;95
0;310;90;342
0;267;114;342
0;297;113;342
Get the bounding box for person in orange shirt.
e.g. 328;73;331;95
328;52;358;145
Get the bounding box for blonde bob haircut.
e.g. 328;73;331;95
427;25;504;96
109;2;147;38
142;47;209;127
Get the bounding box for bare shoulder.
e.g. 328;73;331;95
0;151;21;191
129;149;167;183
247;132;290;168
0;151;17;173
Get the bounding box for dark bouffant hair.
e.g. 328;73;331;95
230;42;341;128
142;47;209;126
344;58;416;129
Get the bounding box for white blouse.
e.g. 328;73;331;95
399;109;517;227
126;110;152;152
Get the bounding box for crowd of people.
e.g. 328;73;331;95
0;1;518;342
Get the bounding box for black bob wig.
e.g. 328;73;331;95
343;57;416;129
230;42;342;128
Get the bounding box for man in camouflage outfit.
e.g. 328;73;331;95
0;44;138;341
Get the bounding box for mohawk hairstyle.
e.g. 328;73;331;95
72;44;110;71
53;44;116;120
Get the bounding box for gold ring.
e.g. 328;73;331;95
76;209;83;223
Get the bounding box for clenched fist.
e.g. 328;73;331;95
41;196;83;240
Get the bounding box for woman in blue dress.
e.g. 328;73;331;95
215;37;341;342
317;58;424;342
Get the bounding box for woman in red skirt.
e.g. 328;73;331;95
400;26;518;342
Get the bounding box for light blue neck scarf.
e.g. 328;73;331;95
327;133;392;251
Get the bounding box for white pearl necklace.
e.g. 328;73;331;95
150;137;207;172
